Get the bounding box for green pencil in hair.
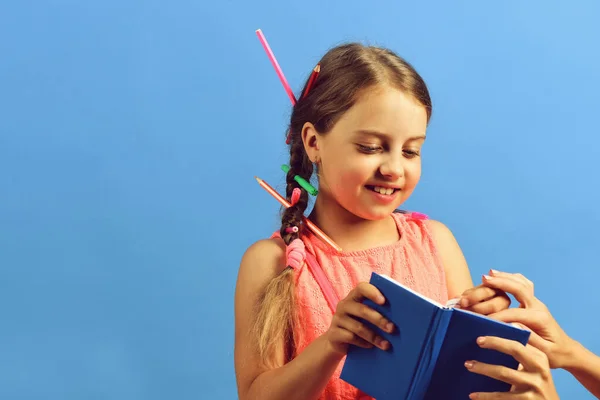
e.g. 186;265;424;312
281;165;318;196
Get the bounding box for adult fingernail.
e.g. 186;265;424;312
490;269;499;274
482;274;493;281
386;322;394;332
469;393;479;399
464;361;474;369
477;337;486;345
460;297;469;307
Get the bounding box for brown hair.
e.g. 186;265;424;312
252;43;432;368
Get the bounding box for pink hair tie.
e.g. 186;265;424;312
290;188;301;206
285;226;299;233
286;238;306;269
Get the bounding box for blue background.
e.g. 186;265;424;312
1;1;598;398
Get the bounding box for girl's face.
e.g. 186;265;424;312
303;85;428;221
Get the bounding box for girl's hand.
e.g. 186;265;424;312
459;278;511;315
465;336;559;400
324;282;395;356
482;271;575;369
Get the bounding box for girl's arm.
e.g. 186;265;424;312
235;239;394;400
426;219;473;298
234;239;339;400
427;219;511;315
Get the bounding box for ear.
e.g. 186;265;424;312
301;122;320;163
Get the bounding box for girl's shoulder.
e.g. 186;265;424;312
236;238;288;295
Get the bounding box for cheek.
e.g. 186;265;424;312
405;162;422;186
336;161;372;186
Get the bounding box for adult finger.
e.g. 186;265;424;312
489;270;534;289
481;275;536;308
465;359;534;387
476;336;540;371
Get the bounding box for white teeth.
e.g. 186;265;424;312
373;186;395;195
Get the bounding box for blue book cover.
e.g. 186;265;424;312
340;273;530;400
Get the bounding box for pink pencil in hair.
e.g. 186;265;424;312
255;29;297;105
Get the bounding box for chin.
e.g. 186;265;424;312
352;206;399;221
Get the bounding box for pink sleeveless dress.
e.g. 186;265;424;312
272;212;449;400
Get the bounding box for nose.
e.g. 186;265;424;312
379;155;404;180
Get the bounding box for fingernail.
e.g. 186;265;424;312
386;322;394;332
464;361;474;369
378;296;386;304
380;340;390;350
482;274;493;281
469;393;479;399
460;297;469;307
477;337;486;345
490;269;499;274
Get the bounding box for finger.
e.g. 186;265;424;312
460;285;497;308
489;270;534;288
481;275;535;308
344;299;395;334
466;293;511;315
331;328;373;349
526;331;548;353
476;336;539;371
465;359;534;387
336;316;390;350
469;390;532;399
491;311;552;352
489;308;542;330
352;282;386;305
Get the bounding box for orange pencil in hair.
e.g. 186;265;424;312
255;176;342;252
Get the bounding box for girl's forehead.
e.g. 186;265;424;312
329;87;428;139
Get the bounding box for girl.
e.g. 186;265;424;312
235;43;549;399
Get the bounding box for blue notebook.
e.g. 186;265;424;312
340;273;530;400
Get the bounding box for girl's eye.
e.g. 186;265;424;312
357;144;382;154
403;149;420;158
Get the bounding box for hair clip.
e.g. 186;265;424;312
286;238;306;269
281;165;318;196
290;188;301;206
285;226;299;233
409;211;429;221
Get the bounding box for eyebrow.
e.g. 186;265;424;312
354;129;426;141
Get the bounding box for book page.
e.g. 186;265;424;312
445;298;460;308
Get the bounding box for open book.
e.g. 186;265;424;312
340;273;530;400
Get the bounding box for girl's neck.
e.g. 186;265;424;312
308;195;400;252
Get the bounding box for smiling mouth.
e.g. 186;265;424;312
366;185;399;195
